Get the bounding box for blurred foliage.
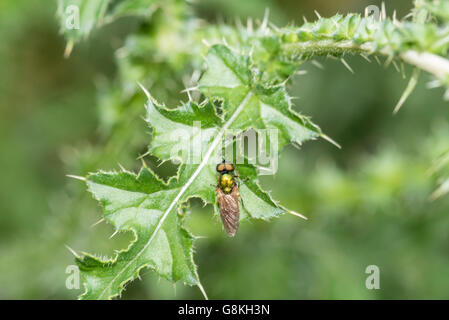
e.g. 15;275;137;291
0;0;449;299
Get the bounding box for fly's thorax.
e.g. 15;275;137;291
220;173;234;193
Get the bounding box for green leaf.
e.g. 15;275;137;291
76;43;320;299
77;167;203;300
199;44;323;149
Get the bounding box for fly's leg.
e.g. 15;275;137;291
233;171;250;213
234;173;249;186
211;174;221;189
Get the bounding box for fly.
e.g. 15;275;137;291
215;160;240;237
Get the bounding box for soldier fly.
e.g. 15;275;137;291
215;160;240;237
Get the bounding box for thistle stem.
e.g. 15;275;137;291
282;40;449;82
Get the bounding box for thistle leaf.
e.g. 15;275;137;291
199;44;323;148
76;43;323;299
77;168;201;300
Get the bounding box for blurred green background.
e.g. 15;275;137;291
1;0;449;299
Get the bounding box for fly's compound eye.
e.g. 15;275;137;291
216;163;226;172
217;162;234;172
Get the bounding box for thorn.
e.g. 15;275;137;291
432;34;449;53
268;21;280;32
190;70;201;84
381;2;386;21
288;210;308;220
384;55;394;68
303;16;308;24
374;56;382;65
202;39;210;47
140;115;147;123
332;18;339;28
392;10;398;24
400;62;406;79
427;80;441;89
403;12;413;20
65;244;79;257
321;134;342;149
91;218;105;228
392;60;400;72
139;156;149;168
221;36;229;47
64;41;74;59
186;88;192;101
137;150;151;160
314;10;321;19
296;70;307;76
248;44;255;58
137;81;151;100
198;282;209;300
310;60;324;70
360;53;371;63
118;163;126;171
429;179;449;200
393;68;419;114
110;229;119;239
247;17;253;34
260;8;269;32
66;174;86;181
444;89;449;101
340;58;354;74
181;86;199;93
173;284;177;297
157;159;166;167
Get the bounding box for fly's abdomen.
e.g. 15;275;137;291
217;185;240;237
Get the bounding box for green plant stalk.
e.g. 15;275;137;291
282;40;449;83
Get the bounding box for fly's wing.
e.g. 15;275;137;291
217;186;240;237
